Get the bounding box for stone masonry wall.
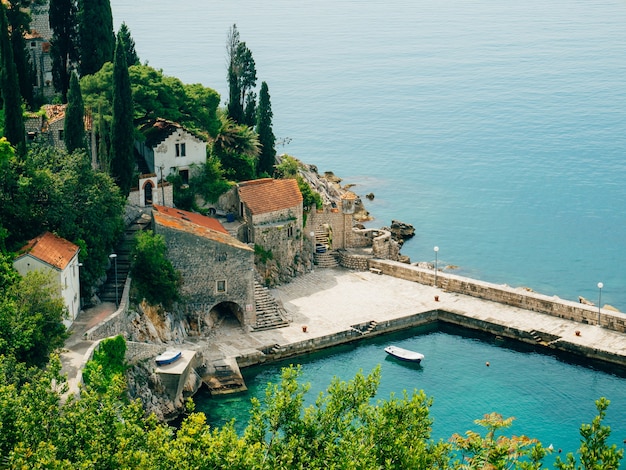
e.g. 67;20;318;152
368;259;626;333
305;209;346;249
154;224;255;326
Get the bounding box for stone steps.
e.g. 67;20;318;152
251;280;289;331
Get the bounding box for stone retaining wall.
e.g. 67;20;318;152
337;250;369;270
367;259;626;333
85;277;133;340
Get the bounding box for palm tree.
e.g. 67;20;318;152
212;115;260;181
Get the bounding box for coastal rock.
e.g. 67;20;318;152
381;220;415;243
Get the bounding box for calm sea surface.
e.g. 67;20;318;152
110;0;626;460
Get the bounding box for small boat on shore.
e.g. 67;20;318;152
384;345;424;363
155;350;182;366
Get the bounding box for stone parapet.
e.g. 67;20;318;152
368;259;626;333
337;250;369;271
85;277;132;340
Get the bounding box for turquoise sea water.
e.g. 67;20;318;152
111;0;626;309
109;0;626;461
197;324;626;463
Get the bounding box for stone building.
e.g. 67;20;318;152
26;1;54;101
135;119;207;185
237;178;304;281
24;104;97;166
13;232;81;327
151;205;256;329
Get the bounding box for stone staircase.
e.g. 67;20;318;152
99;215;151;305
313;228;339;268
251;279;289;331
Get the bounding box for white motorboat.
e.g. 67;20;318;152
384;345;424;363
155;350;182;366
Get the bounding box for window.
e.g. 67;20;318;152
179;169;189;184
175;142;186;157
287;226;294;237
216;252;227;262
216;280;227;293
58;129;64;141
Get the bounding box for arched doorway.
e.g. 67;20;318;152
206;301;244;332
144;181;154;206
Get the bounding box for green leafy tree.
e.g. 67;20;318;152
554;398;623;470
275;155;322;211
0;270;69;367
451;412;547;470
117;22;139;67
110;33;135;196
0;2;26;156
130;230;181;309
190;157;233;204
77;0;114;75
64;72;85;153
256;81;276;176
49;0;79;102
82;335;127;392
81;63;221;139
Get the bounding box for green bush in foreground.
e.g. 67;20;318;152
0;356;622;469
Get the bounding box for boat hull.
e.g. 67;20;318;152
155;350;182;366
384;345;424;363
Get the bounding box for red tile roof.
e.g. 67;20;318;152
153;205;228;234
16;232;79;271
153;207;252;252
238;178;303;215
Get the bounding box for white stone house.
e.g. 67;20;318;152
13;232;81;328
135;119;208;185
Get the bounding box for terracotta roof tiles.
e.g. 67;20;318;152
238;178;303;215
153;205;228;234
16;232;79;271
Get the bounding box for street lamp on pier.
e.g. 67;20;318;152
110;253;118;308
597;282;603;326
434;246;439;288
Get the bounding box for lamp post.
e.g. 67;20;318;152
109;253;118;308
434;246;439;288
597;282;603;326
159;165;165;206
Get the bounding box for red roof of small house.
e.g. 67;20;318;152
238;178;303;215
153;205;228;234
16;232;80;271
153;207;252;252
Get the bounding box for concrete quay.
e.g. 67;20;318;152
201;266;626;371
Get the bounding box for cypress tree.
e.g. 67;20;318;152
50;0;79;103
64;72;85;153
78;0;114;76
5;1;35;109
110;34;134;196
256;81;276;176
0;3;25;156
117;22;139;67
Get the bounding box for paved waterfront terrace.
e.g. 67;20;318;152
62;260;626;401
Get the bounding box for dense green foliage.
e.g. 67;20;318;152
0;354;622;469
130;230;181;309
256;81;276;176
64;72;85;153
81;63;221;139
77;0;114;75
49;0;79;102
0;140;125;293
0;3;25;156
82;335;127;392
0;267;68;367
189;157;234;204
110;34;135;196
